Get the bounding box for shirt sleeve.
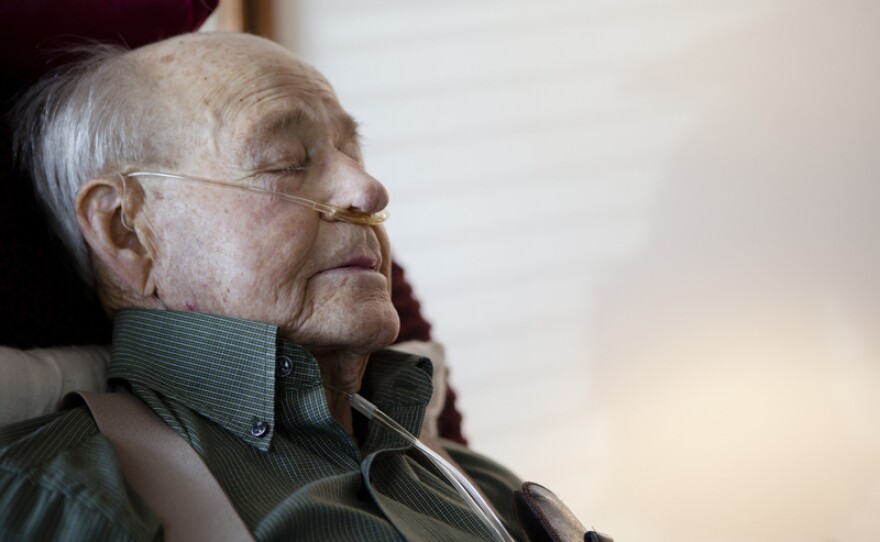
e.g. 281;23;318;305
0;471;134;541
0;408;160;542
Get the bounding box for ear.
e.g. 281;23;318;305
75;176;157;298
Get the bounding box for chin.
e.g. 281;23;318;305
345;302;401;352
284;299;401;353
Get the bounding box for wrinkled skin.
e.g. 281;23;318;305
79;33;400;433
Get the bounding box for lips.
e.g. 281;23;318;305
316;247;383;277
332;255;379;271
317;231;386;277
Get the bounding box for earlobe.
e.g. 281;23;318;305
76;176;157;297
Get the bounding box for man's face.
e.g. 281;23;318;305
130;34;400;353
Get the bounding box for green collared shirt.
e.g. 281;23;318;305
0;310;525;541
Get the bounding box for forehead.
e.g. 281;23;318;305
137;33;355;164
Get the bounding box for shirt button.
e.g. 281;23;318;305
275;355;293;378
250;420;269;438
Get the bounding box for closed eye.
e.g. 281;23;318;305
248;164;308;191
279;164;307;175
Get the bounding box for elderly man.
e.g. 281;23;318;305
0;31;610;542
0;32;531;541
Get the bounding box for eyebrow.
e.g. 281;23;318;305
337;114;362;147
244;108;361;157
242;109;310;157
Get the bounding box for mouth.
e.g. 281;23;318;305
319;253;382;277
332;255;379;272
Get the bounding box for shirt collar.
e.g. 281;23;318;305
359;349;436;452
109;309;283;450
107;309;435;452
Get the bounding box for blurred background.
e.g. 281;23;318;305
210;1;880;540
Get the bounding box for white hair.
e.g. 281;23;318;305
12;44;155;287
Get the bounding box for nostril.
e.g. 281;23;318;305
347;172;389;215
368;178;390;213
323;151;390;214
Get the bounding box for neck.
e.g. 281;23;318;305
311;349;370;437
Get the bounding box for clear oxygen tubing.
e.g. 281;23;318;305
121;171;390;226
346;391;516;542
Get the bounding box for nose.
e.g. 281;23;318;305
321;150;389;216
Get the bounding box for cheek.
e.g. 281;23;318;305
152;224;241;308
150;196;317;308
214;214;322;324
207;210;316;288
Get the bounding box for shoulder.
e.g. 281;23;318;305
441;439;523;492
1;403;93;446
441;440;528;540
0;407;158;541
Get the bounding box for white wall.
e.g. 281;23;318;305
274;1;880;540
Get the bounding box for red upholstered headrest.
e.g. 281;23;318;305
0;0;218;98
